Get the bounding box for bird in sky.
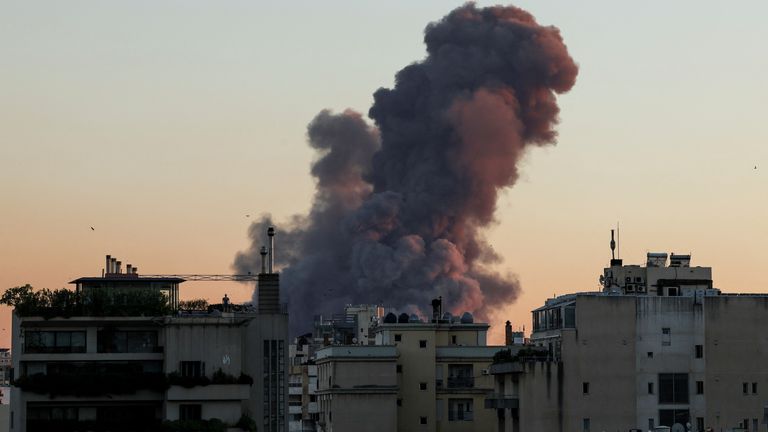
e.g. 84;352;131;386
90;226;95;231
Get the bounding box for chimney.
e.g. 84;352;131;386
126;264;132;274
110;258;117;274
260;246;268;274
105;255;112;276
132;266;138;275
267;227;276;274
431;297;442;323
116;261;122;274
505;321;513;346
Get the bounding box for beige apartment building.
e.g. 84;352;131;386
490;250;768;432
315;299;511;432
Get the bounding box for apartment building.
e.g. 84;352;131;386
315;298;510;432
9;247;288;432
489;247;768;432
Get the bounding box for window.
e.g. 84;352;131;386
394;334;402;342
419;382;427;391
397;399;402;407
754;419;759;431
659;373;689;404
447;364;474;388
98;330;158;353
647;351;654;358
696;417;704;431
419;416;427;425
696;381;704;394
419;340;427;348
448;399;473;421
396;364;402;373
451;335;457;345
582;382;590;395
661;328;671;346
180;361;203;378
695;344;703;358
648;382;654;394
24;331;87;354
744;419;749;430
753;382;758;394
179;404;201;421
582;418;590;432
649;418;655;429
744;382;749;394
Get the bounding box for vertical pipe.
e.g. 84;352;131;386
260;246;268;274
116;261;122;274
126;264;132;274
105;255;111;276
110;258;117;274
267;227;275;274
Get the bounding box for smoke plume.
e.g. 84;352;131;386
235;3;578;335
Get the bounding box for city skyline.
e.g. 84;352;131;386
2;1;767;348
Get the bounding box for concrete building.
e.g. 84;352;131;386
288;337;319;432
315;299;511;432
9;247;288;432
490;246;768;432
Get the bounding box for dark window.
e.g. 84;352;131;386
397;399;402;407
744;382;749;394
447;365;474;388
419;340;427;348
659;373;689;404
753;382;758;394
754;419;759;431
649;418;654;430
582;418;590;432
696;381;704;394
661;328;671;346
309;395;317;402
24;331;86;354
451;335;457;344
647;351;654;358
420;416;427;425
659;409;689;427
582;382;590;395
448;399;473;421
744;419;749;430
98;330;158;353
179;404;201;421
419;382;427;390
397;364;402;373
648;382;654;394
180;361;202;378
696;417;704;431
695;344;703;358
394;334;402;342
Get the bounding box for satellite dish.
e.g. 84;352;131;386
671;423;686;432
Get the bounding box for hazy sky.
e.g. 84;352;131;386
1;1;766;346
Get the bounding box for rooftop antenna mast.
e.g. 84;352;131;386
610;229;616;260
617;221;621;259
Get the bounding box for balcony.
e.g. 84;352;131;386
447;376;474;389
167;384;250;401
484;394;519;409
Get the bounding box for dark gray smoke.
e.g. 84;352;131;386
235;3;578;335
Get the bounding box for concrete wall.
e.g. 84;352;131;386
327;394;396;432
704;296;768;431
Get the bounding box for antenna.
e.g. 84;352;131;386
617;221;621;259
610;229;616;260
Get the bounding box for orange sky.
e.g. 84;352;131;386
1;1;767;348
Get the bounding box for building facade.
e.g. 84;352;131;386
9;252;288;432
315;299;510;432
490;250;768;432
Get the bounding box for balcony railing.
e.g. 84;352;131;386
448;411;474;421
447;376;474;389
484;394;519;409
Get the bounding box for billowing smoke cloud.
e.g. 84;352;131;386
235;3;578;335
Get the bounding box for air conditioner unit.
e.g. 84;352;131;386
481;369;490;376
626;284;635;293
637;285;647;293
